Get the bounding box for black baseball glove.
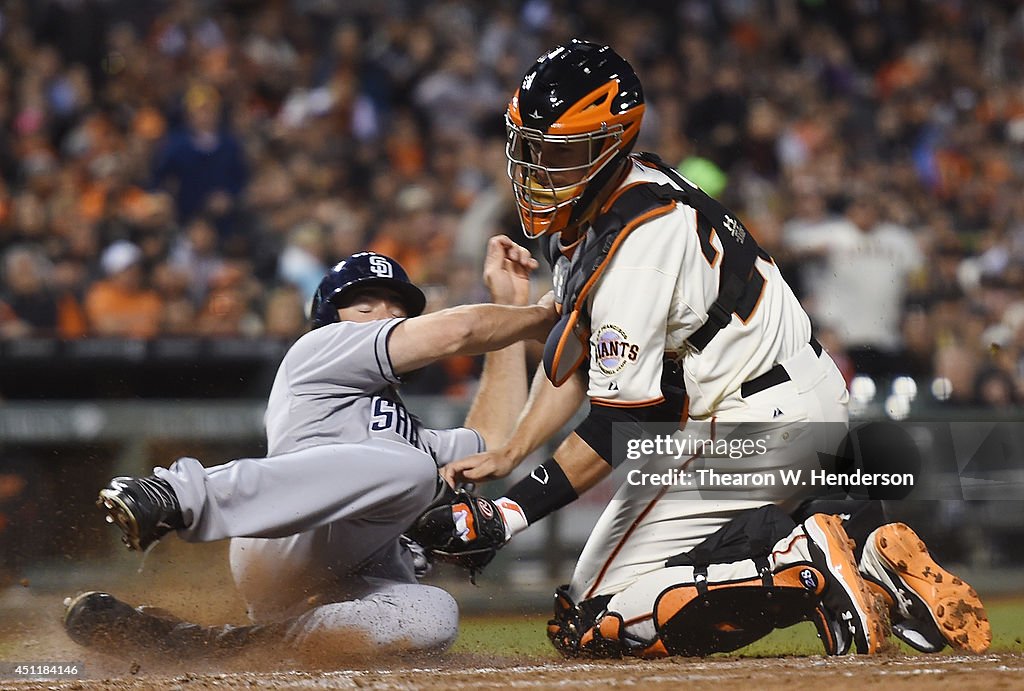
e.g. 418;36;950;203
405;482;510;583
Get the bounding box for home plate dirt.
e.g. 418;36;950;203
3;652;1023;689
2;555;1021;691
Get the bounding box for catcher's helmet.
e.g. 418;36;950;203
506;39;645;238
310;252;426;329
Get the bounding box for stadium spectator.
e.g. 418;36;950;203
804;194;925;379
780;186;845;308
276;221;327;310
84;240;162;338
151;260;196;336
262;285;306;339
168;215;225;306
0;244;85;339
195;261;263;338
934;342;981;408
0;0;1021;404
150;83;247;242
973;367;1020;408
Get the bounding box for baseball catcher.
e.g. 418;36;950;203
413;39;990;659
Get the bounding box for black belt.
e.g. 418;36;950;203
740;338;823;398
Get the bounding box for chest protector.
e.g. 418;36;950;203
541;152;766;386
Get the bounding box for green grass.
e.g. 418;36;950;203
454;599;1024;658
455;614;558;657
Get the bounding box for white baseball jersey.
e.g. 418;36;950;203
580;157;813;419
561;156;851;602
816;221;923;350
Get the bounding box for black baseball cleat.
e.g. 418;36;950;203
63;591;174;653
63;591;288;658
98;476;184;551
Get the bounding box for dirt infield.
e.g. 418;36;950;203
3;651;1024;690
3;543;1022;690
1;592;1021;691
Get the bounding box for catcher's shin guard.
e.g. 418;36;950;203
646;564;822;658
859;522;991;653
569;559;824;659
64;591;287;658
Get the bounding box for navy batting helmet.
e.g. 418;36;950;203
310;252;426;329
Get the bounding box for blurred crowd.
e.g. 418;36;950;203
0;0;1023;406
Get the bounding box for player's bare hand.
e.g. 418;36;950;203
484;234;538;306
442;447;521;484
526;290;558;340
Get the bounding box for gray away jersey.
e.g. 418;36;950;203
264;318;483;463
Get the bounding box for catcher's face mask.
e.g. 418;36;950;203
505;115;628;239
505;40;645;239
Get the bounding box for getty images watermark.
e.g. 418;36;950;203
623;433;915;490
609;421;1024;501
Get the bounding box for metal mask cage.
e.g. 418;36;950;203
505;113;625;238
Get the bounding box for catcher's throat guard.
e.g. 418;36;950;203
543;310;589;387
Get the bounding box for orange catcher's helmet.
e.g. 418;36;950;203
505;39;645;238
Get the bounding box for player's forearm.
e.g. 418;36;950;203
502;366;587;463
552;432;614;494
493;434;611;538
390;303;553;374
463;340;528;451
448;303;552;356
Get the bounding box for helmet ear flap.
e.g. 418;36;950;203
310;286;341;330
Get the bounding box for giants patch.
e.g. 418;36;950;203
594;324;639;375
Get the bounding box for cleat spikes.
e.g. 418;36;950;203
863;523;991;654
804;514;886;655
96;476;183;552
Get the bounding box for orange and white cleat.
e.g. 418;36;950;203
803;514;888;655
861;522;991;654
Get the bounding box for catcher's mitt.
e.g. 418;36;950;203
405;488;509;582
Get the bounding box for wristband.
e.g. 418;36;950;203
503;458;579;525
493;498;529;538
